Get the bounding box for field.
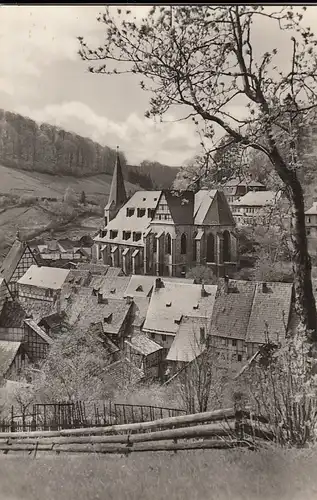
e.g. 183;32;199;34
0;163;139;245
0;448;317;500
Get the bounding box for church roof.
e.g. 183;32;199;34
107;148;127;211
194;190;235;226
163;190;195;225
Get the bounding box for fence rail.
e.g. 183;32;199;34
0;405;274;456
0;401;186;433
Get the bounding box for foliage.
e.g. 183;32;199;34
79;190;86;205
79;5;317;338
18;193;38;207
63;187;78;206
187;264;218;284
239;330;317;446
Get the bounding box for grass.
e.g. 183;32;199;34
0;448;317;500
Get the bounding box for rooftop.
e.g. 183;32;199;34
166;316;207;362
305;202;317;215
0;300;27;328
0;240;36;283
194;190;235;226
143;281;217;335
17;265;70;290
233;191;281;207
24;318;53;345
125;334;162;356
0;341;21;378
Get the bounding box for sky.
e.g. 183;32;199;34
0;5;317;167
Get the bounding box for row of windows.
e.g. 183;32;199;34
126;208;155;219
110;230;142;242
155;214;173;221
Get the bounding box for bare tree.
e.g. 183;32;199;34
79;6;317;341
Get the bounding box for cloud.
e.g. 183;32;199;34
16;101;200;166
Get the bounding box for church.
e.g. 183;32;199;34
94;149;239;278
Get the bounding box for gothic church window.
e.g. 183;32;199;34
223;230;231;262
165;233;171;255
180;233;187;255
206;233;215;263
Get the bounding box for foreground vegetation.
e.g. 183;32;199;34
0;448;316;500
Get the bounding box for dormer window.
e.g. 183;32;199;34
148;208;155;219
137;208;146;218
104;313;113;324
127;208;135;217
133;232;142;242
110;288;116;294
136;285;143;292
166;302;172;307
110;230;118;239
123;231;131;240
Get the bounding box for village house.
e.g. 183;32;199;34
305;201;317;256
231;190;286;226
124;334;163;379
0;341;30;381
0;236;38;297
94;149;239;278
223;177;266;207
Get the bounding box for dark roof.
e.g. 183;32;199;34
107;149;127;210
245;282;293;344
18;298;57;324
65;269;92;287
24;318;53;345
0;240;35;283
0;300;27;328
88;323;120;356
0;341;21;378
163;190;194;225
205;190;235;226
209;279;256;340
38;312;67;329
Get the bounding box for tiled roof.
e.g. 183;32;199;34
103;358;144;387
77;263;110;275
0;341;21;377
38;312;67;329
105;267;124;278
18;265;70;290
0;240;36;283
0;300;27;328
233;191;281;207
88;323;120;356
65;269;92;287
124;275;155;298
163;190;195;225
18;298;57;324
131;297;151;328
209;279;256;340
194;190;235;226
24;318;53;345
245;282;293;344
98;276;131;299
166;316;207;362
57;238;75;251
143;281;217;335
125;334;162;356
62;287;132;336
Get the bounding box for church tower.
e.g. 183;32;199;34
104;146;127;225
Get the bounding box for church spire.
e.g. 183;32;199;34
108;145;127;209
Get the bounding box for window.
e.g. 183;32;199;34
151;333;155;340
137;208;146;218
133;232;142;242
165;233;171;255
148;208;155;219
126;208;135;217
237;354;242;362
200;327;205;344
232;339;237;347
123;231;131;240
180;233;187;255
158;215;162;221
162;334;166;341
110;230;118;239
308;217;311;223
307;229;311;235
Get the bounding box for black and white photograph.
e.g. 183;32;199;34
0;3;317;499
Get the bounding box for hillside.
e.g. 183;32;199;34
0;109;179;190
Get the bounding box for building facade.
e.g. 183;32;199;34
94;151;239;278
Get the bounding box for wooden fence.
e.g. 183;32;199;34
0;406;273;456
0;401;186;433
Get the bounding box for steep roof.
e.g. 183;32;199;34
0;341;21;378
23;318;53;345
18;265;70;290
305;202;317;215
107;147;127;211
65;269;92;287
0;239;36;283
163;190;195;225
166;316;207;362
0;300;27;328
90;275;131;299
194;190;235;226
143;281;217;335
125;334;162;356
245;282;293;344
209;279;256;340
18;298;57;324
234;191;281;207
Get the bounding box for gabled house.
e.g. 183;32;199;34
0;237;38;297
0;341;29;381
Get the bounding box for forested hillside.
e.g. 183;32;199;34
0;109;178;190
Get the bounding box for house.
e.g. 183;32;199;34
87;322;120;364
124;334;163;379
142;278;217;351
17;265;70;310
0;278;12;316
0;237;38;297
23;318;53;364
94;148;238;278
223;177;266;207
0;341;29;380
305;201;317;255
231;190;287;226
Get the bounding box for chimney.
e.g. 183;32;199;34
155;278;164;290
224;275;229;294
97;292;108;304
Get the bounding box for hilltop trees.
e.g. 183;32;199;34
80;6;317;342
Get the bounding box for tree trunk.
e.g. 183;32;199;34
270;148;317;342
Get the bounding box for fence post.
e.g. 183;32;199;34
10;406;15;433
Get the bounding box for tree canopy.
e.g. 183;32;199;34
79;5;317;341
